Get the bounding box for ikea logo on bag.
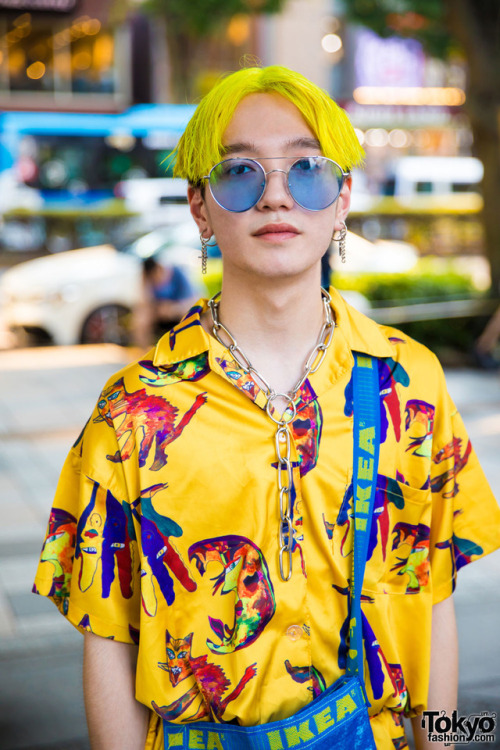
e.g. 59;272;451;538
265;691;358;749
166;690;358;748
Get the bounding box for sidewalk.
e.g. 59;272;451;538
0;345;134;750
0;347;499;749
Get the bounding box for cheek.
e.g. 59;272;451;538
207;207;250;250
307;211;336;249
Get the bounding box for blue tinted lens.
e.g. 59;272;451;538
209;159;265;212
289;157;343;210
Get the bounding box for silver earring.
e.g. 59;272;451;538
333;221;347;264
199;232;216;274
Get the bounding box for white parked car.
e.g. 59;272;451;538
0;224;212;346
331;231;418;274
1;224;415;347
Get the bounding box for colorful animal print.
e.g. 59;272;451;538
94;378;207;470
322;513;335;540
138;353;210;387
34;508;77;598
391;522;430;593
432;436;472;498
332;584;386;700
136;484;196;615
216;357;259;401
153;630;256;722
284;660;326;699
378;358;410;443
188;535;275;654
344;357;409;443
78;613;92;632
436;533;484;576
392;736;409;749
75;481;136;598
405;400;435;458
331;475;405;561
289;394;323;477
387;662;410;713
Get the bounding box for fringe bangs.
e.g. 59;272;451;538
173;66;364;184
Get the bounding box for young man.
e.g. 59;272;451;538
33;67;500;750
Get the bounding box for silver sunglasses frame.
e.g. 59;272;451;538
201;156;350;213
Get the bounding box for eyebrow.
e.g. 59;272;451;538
221;137;322;156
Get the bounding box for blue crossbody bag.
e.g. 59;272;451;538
163;354;379;749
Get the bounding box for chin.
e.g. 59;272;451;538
222;244;323;281
244;260;317;282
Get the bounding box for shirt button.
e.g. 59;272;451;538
279;432;287;442
286;625;303;641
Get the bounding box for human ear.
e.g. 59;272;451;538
333;174;352;231
188;186;213;238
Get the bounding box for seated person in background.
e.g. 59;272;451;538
133;256;199;348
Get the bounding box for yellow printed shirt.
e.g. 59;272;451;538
33;289;500;750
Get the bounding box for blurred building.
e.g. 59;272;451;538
257;0;333;92
0;0;164;112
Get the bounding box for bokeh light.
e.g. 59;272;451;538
321;33;342;53
26;61;46;80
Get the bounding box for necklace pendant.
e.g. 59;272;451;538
266;392;297;425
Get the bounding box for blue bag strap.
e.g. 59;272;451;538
346;354;381;690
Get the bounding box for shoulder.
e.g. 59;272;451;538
95;344;190;395
333;287;446;392
379;324;450;409
378;323;441;369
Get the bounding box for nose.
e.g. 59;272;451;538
256;168;295;211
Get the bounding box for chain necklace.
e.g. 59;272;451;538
208;288;335;581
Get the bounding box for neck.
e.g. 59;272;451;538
204;269;327;394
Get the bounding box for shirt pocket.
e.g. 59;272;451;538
363;478;432;595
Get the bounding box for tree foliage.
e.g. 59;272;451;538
142;0;283;36
344;0;451;57
140;0;286;101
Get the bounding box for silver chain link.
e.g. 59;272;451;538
208;288;335;581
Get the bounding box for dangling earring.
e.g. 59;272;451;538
199;232;216;274
333;221;347;264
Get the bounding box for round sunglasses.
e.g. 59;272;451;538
202;156;349;212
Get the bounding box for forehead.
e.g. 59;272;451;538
222;92;318;155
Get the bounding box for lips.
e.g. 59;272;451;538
253;223;300;240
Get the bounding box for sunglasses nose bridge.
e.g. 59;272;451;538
259;166;294;205
264;168;288;177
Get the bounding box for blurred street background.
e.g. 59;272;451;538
0;0;499;748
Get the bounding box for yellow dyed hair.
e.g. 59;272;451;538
172;65;364;186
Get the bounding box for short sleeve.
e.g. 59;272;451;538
32;396;142;644
428;362;500;604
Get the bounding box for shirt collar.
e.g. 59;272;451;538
152;299;211;367
328;287;394;359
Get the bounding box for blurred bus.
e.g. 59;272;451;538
382;156;483;200
0;104;195;212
